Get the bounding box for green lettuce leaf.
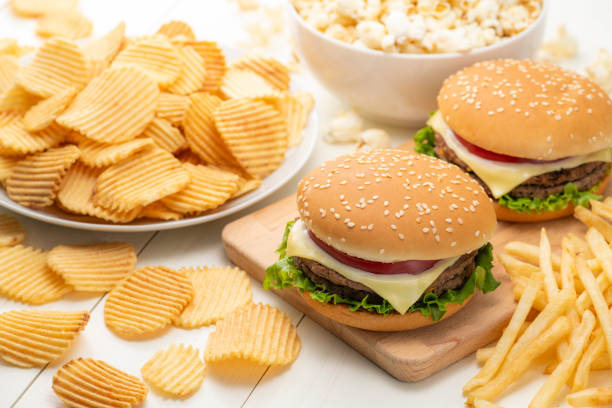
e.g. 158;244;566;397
263;222;499;321
497;182;602;213
413;126;437;157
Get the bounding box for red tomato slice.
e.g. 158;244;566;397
454;133;564;164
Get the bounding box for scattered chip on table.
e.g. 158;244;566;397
0;213;25;246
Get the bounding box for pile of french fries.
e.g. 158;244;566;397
464;198;612;408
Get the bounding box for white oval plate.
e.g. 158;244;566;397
0;50;318;232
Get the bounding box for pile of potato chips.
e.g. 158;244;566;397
465;197;612;408
10;0;92;40
0;20;313;224
0;214;301;404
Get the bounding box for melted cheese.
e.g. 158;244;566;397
429;111;612;198
286;220;459;314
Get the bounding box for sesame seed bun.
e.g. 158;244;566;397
296;150;497;262
494;171;610;222
438;59;612;160
300;289;473;331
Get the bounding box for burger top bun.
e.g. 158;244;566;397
438;59;612;160
296;150;497;262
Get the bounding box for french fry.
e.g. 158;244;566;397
464;279;541;392
505;241;561;271
473;400;503;408
573;330;605;391
540;228;559;301
561;236;577;296
576;271;609;315
511;275;547;311
567;387;612;407
567;233;594;259
497;253;541;280
590;199;612;222
574;206;612;243
586;227;612;285
529;310;595;408
475;347;495;365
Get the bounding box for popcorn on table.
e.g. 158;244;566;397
586;49;612;93
326;109;363;143
537;24;578;62
292;0;543;54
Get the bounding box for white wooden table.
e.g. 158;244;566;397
1;1;611;407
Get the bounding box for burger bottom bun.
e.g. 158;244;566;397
494;172;610;223
299;290;473;332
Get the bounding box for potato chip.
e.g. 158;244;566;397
0;55;19;95
82;22;125;78
157;21;196;41
57;65;159;144
220;68;279;99
36;10;93;40
7;145;80;208
141;118;186;154
94;146;190;212
104;266;193;338
231;55;290;91
53;358;147;408
204;303;300;365
0;156;18;186
10;0;77;17
214;98;288;178
232;176;262;198
0;213;25;246
0;112;20;127
0;245;71;304
141;344;205;397
23;87;76;132
112;37;181;87
0;309;88;368
183;92;241;168
176;149;204;165
77;135;153;168
138;201;182;221
155;92;189;125
17;37;88;98
174;266;252;328
0;84;41;114
0;39;19;56
262;93;313;147
167;46;206;95
185;41;226;93
161;164;240;215
47;242;137;292
57;162;141;223
0;119;66;156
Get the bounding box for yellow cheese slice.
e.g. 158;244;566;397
286;219;459;314
429;111;612;198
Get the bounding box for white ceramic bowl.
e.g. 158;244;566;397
288;1;549;126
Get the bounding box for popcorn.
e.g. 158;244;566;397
326;110;363;144
357;128;391;150
585;49;612;93
292;0;542;54
537;24;578;61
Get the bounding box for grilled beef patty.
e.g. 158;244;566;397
433;132;610;199
292;250;478;306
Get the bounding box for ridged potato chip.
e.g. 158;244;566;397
0;84;41;114
57;65;159;144
0;155;19;185
0;119;66;156
104;266;193;338
10;0;77;17
36;10;93;40
214;98;288;178
17;37;87;98
220;68;279;99
0;55;19;95
113;37;181;87
167;46;206;95
7;144;80;207
0;309;89;368
47;242;137;292
183;92;241;168
263;93;313;147
204;303;301;365
0;112;20;127
141;118;186;154
23;87;76;132
155;92;189;125
157;21;196;41
186;41;226;93
141;344;206;397
82;22;125;78
176;149;204;165
77;135;153;168
0;245;71;304
94;146;190;212
233;177;262;198
57;162;141;223
161;164;240;215
232;56;290;91
53;358;147;408
138;201;182;221
174;266;252;329
0;213;25;246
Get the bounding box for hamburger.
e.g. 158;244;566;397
415;59;612;222
264;149;500;332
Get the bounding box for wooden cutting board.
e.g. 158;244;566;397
222;146;604;382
